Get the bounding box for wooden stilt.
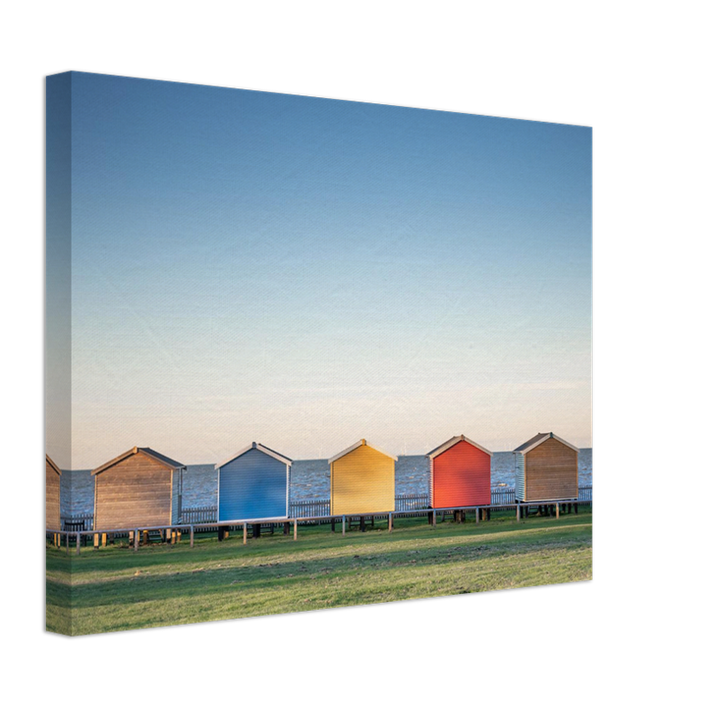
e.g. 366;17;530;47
574;502;578;514
556;503;560;519
293;519;298;540
253;524;261;539
243;523;247;545
476;508;480;524
143;530;150;545
218;526;224;542
388;513;393;532
360;516;366;532
190;525;194;548
432;510;437;527
428;511;433;525
94;533;99;549
134;530;139;552
283;522;290;535
76;533;81;555
516;505;521;522
331;518;336;532
102;532;107;547
342;515;346;536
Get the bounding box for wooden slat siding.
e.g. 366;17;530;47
525;437;578;501
94;453;173;529
218;448;289;521
330;445;395;515
172;467;180;524
431;440;491;508
46;458;61;530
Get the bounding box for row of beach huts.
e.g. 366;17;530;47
45;432;580;532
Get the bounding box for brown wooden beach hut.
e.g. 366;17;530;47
46;454;62;531
514;432;578;502
92;447;185;530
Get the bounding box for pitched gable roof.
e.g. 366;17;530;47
426;435;493;459
514;432;578;455
46;454;62;476
215;442;293;470
91;446;185;475
328;439;398;464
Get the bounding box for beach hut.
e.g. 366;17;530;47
46;454;62;531
216;442;292;522
92;446;185;530
329;439;396;515
427;435;492;509
513;432;578;502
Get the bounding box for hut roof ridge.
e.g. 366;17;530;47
426;435;493;458
46;454;62;476
92;446;185;475
328;439;398;463
513;432;579;454
215;442;293;469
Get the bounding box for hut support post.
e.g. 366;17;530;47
556;503;560;519
432;510;436;528
476;508;480;524
102;533;107;547
65;532;69;554
134;530;139;552
331;518;336;532
388;513;393;533
76;533;81;555
342;515;346;536
293;519;298;541
190;525;194;548
516;505;520;522
243;523;247;545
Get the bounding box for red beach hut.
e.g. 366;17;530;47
427;435;493;508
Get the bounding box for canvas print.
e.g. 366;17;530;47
45;72;592;636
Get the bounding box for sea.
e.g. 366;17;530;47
60;449;592;517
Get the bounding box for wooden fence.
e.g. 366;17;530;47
64;486;594;531
179;506;217;524
60;513;93;532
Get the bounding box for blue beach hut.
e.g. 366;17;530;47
216;442;292;522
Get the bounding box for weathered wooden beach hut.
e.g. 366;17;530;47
216;442;292;522
513;432;578;502
427;435;492;509
92;447;185;530
46;454;62;531
329;439;396;515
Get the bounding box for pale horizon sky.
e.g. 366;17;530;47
48;72;591;470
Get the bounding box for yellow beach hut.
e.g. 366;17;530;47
329;439;396;515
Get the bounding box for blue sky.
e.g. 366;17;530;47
52;72;591;468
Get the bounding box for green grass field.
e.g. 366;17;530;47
46;508;592;635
